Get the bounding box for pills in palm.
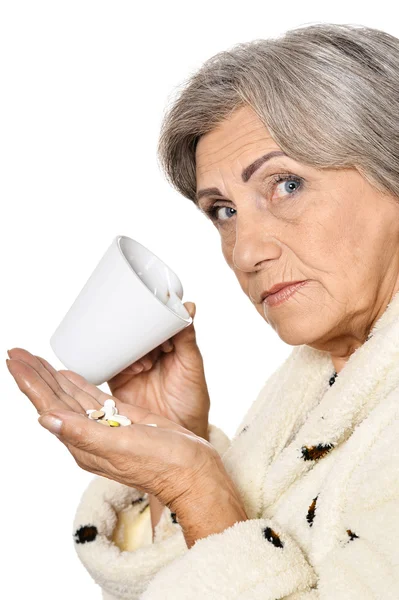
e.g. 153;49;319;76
89;409;106;420
108;414;131;426
86;401;131;426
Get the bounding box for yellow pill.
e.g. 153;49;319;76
108;420;120;427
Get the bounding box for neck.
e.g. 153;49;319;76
330;280;399;374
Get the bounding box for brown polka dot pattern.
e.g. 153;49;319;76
263;526;284;548
347;529;359;542
132;496;145;506
74;525;98;544
306;495;318;527
301;443;334;461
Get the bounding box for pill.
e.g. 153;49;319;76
103;407;116;419
86;402;131;427
108;414;131;426
89;409;106;420
144;423;158;427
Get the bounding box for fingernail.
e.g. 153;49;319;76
38;414;63;434
6;350;11;358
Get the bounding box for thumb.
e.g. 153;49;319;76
184;301;196;320
171;301;198;351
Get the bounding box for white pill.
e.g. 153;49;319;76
103;407;116;420
143;423;158;427
104;399;116;407
108;414;131;426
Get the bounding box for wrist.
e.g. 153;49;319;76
172;467;248;549
187;421;210;442
197;427;210;442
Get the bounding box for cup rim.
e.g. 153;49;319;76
115;235;192;324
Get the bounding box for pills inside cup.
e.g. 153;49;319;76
86;399;158;427
146;265;190;319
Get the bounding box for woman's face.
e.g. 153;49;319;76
195;105;399;354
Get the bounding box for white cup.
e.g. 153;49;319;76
49;235;192;385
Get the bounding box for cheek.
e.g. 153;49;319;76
301;188;373;290
221;238;235;269
300;187;349;257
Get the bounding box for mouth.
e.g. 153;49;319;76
262;281;309;307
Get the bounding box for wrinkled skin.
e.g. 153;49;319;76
5;348;226;513
195;105;399;373
106;302;210;441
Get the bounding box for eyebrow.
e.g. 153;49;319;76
195;150;288;205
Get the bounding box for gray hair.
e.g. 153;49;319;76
156;23;399;205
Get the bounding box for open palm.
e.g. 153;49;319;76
6;347;217;508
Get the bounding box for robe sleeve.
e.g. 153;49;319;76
139;516;318;599
72;423;231;600
139;400;399;599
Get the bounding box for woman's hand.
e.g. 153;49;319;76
106;302;210;440
6;348;222;515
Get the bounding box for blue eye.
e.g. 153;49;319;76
207;206;236;223
205;174;303;224
273;176;302;199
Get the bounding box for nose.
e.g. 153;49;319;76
232;218;283;273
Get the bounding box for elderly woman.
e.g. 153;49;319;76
6;22;399;599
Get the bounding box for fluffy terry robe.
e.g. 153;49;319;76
73;290;399;599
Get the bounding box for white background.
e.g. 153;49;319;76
1;2;396;598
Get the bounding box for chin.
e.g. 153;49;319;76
274;328;313;347
266;313;325;347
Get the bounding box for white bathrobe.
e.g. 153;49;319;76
73;290;399;599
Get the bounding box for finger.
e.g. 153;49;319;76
133;343;173;371
138;357;153;372
7;348;88;414
106;348;163;389
37;406;188;457
58;369;119;408
35;355;104;412
6;358;73;415
161;340;174;353
128;346;162;372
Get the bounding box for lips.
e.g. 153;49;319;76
260;281;306;302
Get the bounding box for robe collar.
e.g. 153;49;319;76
222;290;399;519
